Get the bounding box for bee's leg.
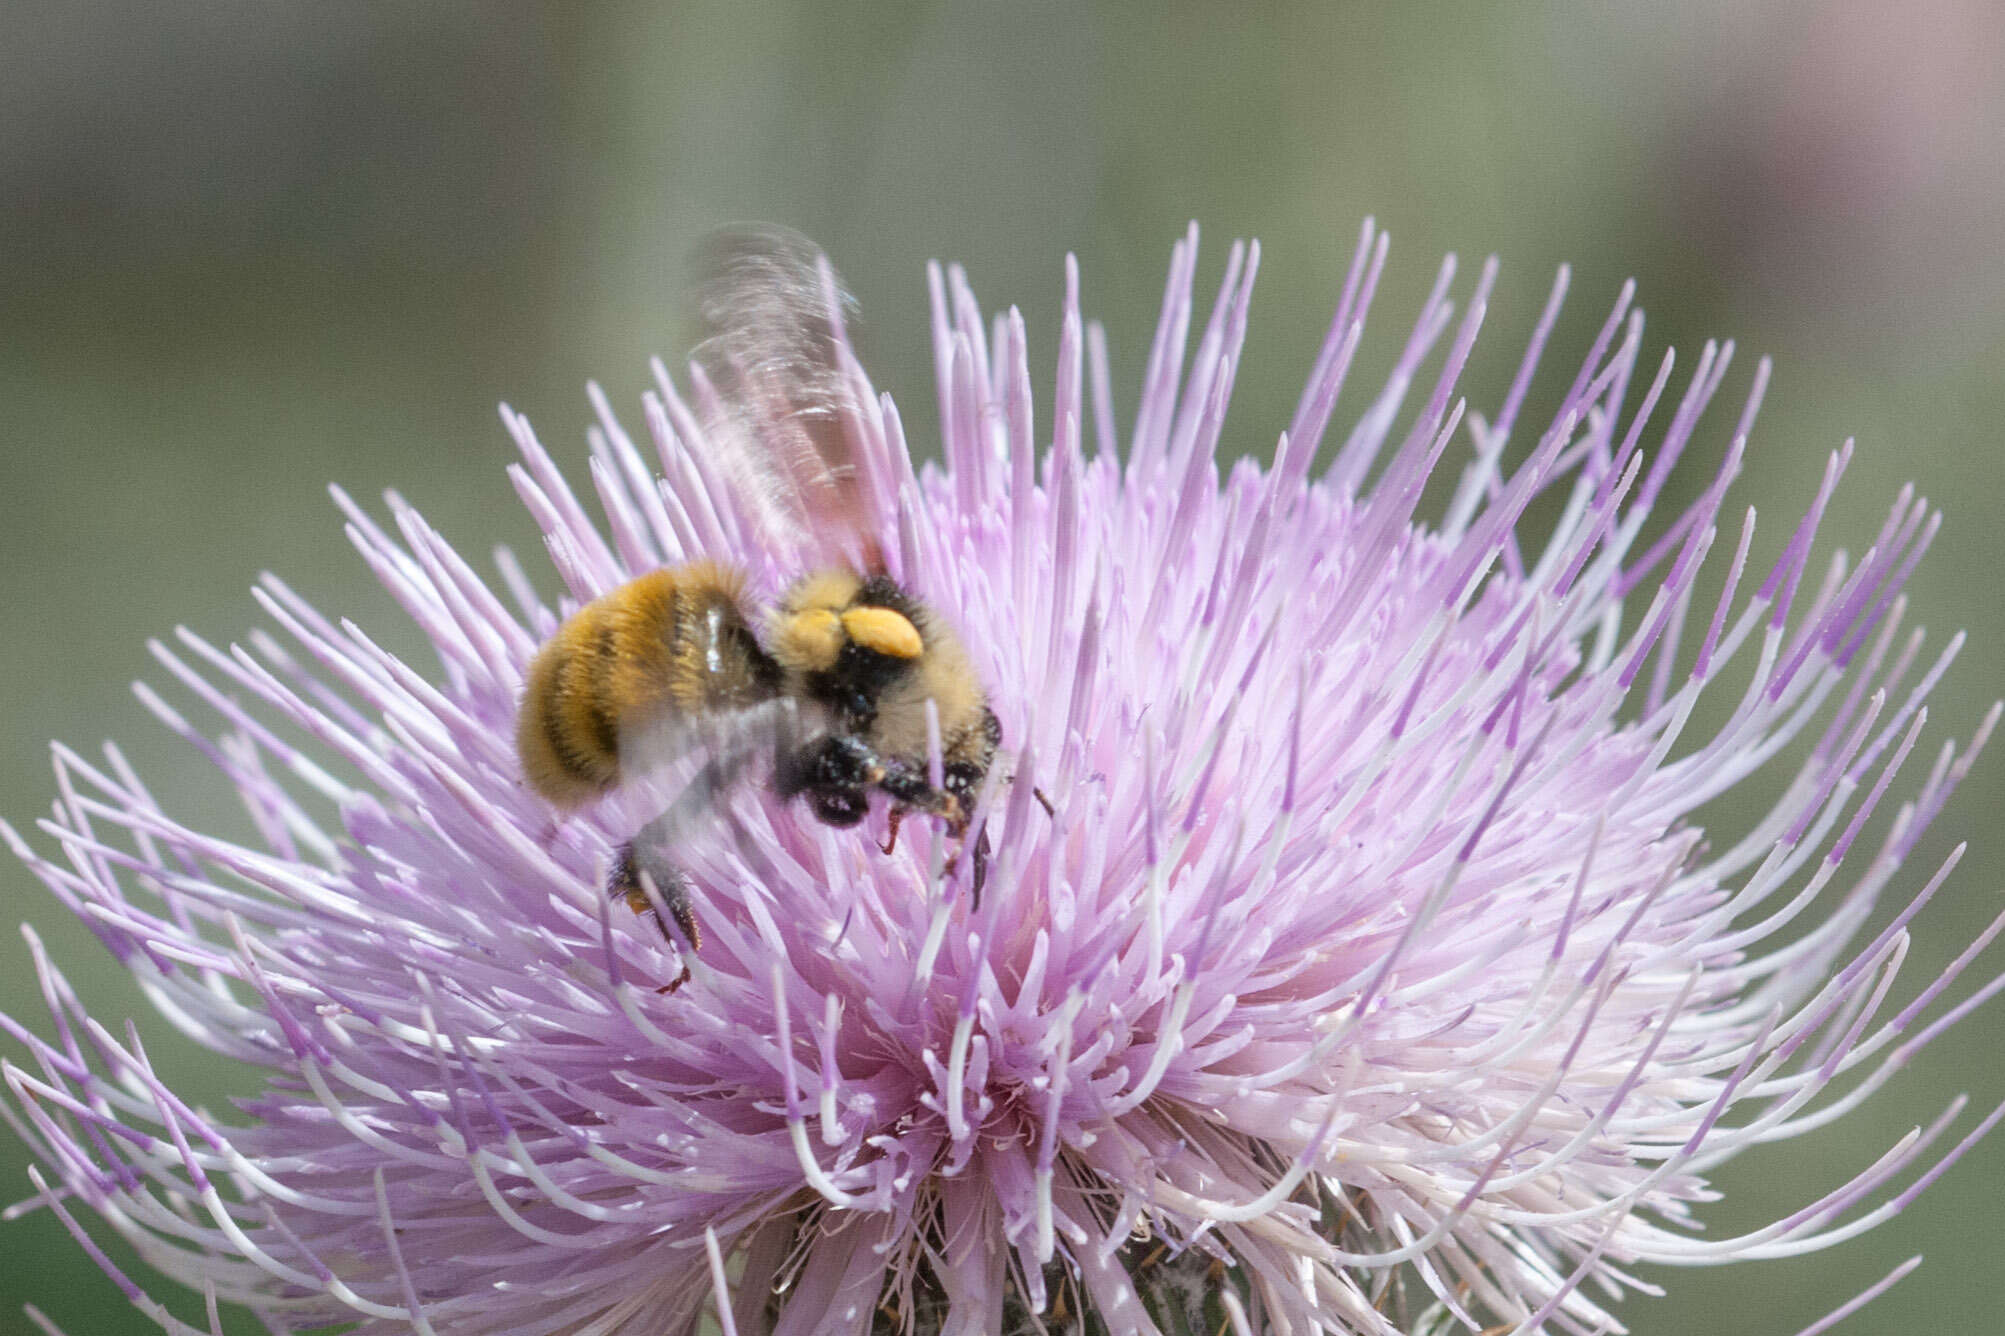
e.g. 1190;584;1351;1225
607;751;753;990
611;839;702;951
609;840;699;993
880;805;905;856
967;823;991;910
940;758;992;906
877;757;1000;899
874;762;964;883
876;760;961;822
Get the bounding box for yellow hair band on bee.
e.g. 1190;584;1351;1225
792;608;846;666
842;606;923;658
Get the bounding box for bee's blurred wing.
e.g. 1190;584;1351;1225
616;696;818;856
690;225;888;572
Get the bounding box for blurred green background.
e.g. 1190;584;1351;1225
5;1;2003;1332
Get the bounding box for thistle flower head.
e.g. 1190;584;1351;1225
4;221;2000;1336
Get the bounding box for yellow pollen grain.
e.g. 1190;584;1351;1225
842;606;923;658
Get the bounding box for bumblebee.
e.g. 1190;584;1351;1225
515;227;999;965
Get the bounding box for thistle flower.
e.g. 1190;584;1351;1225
4;221;2001;1336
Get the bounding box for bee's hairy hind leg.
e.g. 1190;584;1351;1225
609;840;699;993
880;805;904;856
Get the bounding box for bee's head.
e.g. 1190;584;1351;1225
768;570;990;837
770;572;926;732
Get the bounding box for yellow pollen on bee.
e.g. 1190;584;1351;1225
842;606;923;658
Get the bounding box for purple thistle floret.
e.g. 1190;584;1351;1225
4;222;2002;1336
